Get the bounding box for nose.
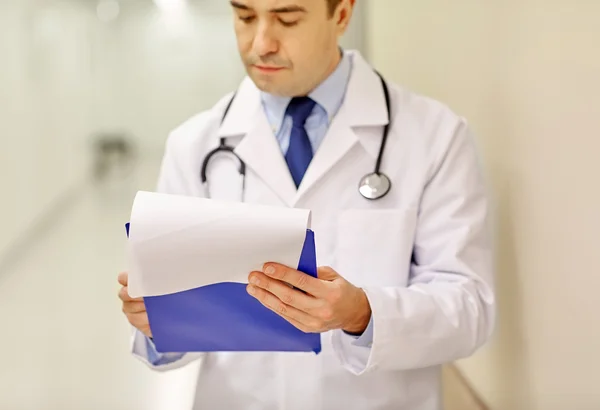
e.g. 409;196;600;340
252;22;278;58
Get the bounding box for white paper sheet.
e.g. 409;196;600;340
126;191;312;298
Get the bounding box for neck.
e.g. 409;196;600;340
302;47;342;96
323;47;343;82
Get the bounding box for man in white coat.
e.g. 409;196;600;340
117;0;495;409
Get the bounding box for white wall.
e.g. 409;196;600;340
365;1;600;409
0;0;94;257
339;0;367;56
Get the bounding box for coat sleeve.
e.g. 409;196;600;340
155;130;195;196
331;119;496;375
131;329;205;372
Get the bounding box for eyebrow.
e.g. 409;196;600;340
229;1;307;13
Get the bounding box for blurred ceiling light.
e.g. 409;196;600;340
96;0;120;23
153;0;190;36
154;0;188;14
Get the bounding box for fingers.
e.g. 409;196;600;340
118;286;143;303
279;312;318;334
317;266;339;281
122;301;146;314
118;272;151;338
248;271;322;312
262;263;327;298
247;283;323;331
127;312;152;338
117;272;128;287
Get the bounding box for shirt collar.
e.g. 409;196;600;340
260;49;353;132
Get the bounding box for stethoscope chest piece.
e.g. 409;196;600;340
358;172;392;200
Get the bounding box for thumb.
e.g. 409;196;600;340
317;266;339;282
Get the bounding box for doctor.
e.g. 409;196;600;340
118;0;495;409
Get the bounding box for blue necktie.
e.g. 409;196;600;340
285;97;317;188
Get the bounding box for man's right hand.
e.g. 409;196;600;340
118;272;152;338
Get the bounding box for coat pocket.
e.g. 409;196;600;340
333;208;418;287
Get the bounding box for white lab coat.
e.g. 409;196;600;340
131;50;495;410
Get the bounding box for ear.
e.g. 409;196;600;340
334;0;355;35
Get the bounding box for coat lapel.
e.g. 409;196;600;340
293;107;358;202
218;78;297;207
293;52;391;204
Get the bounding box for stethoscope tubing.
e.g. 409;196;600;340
201;70;392;200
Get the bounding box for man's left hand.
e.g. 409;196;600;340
247;263;371;334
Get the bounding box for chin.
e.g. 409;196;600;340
250;76;287;96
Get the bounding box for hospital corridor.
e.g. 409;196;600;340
1;1;599;410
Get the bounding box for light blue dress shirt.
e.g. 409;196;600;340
142;50;374;365
261;50;350;157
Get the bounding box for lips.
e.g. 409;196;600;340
253;65;284;73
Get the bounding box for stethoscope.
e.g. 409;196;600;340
200;71;392;201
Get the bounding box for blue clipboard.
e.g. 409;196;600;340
125;222;321;354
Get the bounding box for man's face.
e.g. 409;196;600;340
231;0;345;97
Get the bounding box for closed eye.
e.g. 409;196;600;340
279;19;299;27
239;15;255;23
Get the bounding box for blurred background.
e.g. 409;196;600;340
0;0;599;409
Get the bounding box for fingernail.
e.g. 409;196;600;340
250;276;260;285
247;285;256;295
264;265;275;275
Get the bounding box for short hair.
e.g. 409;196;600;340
326;0;342;17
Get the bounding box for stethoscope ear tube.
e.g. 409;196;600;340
200;92;241;184
374;71;391;176
200;137;246;184
356;71;393;200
